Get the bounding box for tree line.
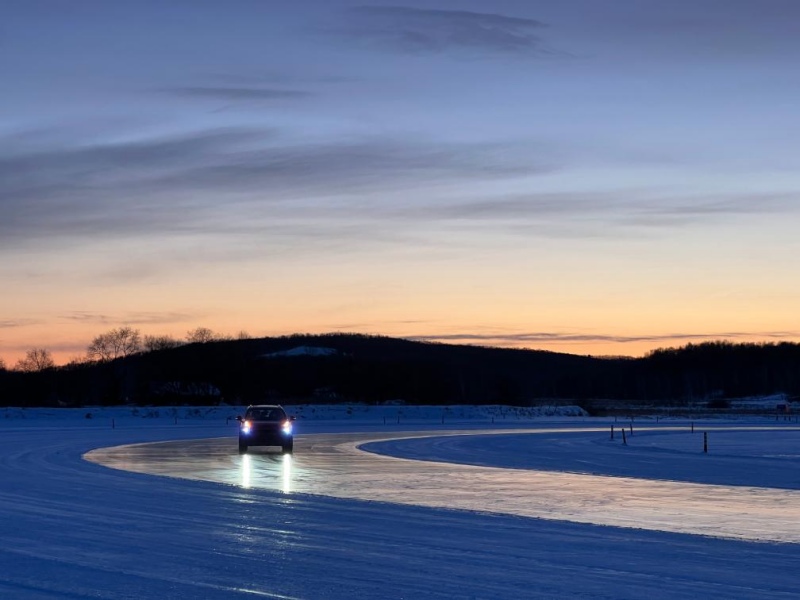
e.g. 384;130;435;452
2;333;800;408
1;326;247;372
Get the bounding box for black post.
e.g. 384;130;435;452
621;428;627;446
610;425;614;440
629;424;633;436
704;431;708;454
691;422;694;433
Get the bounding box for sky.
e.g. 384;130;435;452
3;0;800;364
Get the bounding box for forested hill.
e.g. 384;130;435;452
2;334;800;408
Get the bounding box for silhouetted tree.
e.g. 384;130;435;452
143;334;182;352
186;327;216;343
65;355;89;367
0;357;6;370
87;327;142;362
15;348;55;372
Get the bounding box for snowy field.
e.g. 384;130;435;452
1;405;799;599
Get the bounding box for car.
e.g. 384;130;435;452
236;405;295;454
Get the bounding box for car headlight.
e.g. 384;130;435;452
241;420;252;434
282;420;293;435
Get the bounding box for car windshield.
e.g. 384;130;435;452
246;408;285;421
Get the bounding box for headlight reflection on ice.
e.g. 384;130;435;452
241;454;251;489
281;454;292;494
239;452;292;493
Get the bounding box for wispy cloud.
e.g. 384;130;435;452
61;311;198;326
0;319;39;329
382;191;800;239
163;86;314;101
0;127;543;249
411;330;800;347
3;122;796;258
340;6;563;57
624;0;800;56
620;195;799;229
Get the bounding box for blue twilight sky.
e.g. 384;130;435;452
2;0;800;362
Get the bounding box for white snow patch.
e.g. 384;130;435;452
262;345;339;358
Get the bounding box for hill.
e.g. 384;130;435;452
1;334;799;408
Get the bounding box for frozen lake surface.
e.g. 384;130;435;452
2;407;799;599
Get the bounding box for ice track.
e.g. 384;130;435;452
87;428;800;543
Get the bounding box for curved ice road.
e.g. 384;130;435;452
85;428;800;543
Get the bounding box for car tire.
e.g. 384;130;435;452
282;442;293;454
238;441;248;454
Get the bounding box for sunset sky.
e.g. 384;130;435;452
3;0;800;364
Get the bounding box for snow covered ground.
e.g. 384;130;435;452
1;405;799;599
0;402;588;426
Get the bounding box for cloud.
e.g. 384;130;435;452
0;319;39;329
0;340;90;358
61;312;198;326
162;138;541;195
411;330;800;347
0;128;273;247
4;122;795;258
163;86;314;101
620;194;799;229
0;127;544;250
580;0;800;62
408;194;619;220
341;6;562;57
380;191;800;239
3;117;797;257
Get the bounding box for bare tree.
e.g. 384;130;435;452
0;357;7;371
87;326;142;362
15;348;55;372
65;355;89;368
186;327;216;343
143;334;182;352
236;330;251;340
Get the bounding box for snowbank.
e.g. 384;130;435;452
0;403;588;425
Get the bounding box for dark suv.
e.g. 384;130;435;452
237;405;294;454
